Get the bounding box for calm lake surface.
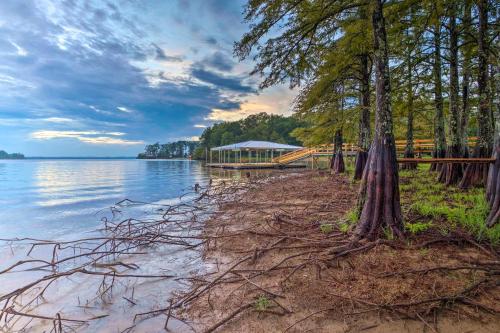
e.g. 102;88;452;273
0;159;249;240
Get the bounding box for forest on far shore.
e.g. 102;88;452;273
0;150;24;159
138;113;306;159
192;113;305;159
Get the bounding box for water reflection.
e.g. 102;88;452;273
0;160;211;239
0;159;294;240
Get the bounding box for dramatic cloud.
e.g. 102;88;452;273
191;67;253;93
199;51;235;71
0;0;296;156
152;43;183;62
30;130;143;145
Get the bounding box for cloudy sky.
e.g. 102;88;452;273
0;0;296;157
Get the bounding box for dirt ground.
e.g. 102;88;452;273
180;170;500;332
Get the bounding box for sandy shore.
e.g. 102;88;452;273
180;170;500;333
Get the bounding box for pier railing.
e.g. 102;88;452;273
273;137;482;165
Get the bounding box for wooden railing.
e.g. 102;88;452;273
273;137;483;165
272;148;317;164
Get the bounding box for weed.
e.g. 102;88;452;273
405;221;433;234
346;209;358;224
383;227;394;240
338;223;349;233
320;223;333;234
255;295;270;311
419;248;429;256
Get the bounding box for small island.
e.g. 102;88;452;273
0;150;24;159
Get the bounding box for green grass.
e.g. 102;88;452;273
255;295;271;311
319;223;334;234
400;166;500;244
405;221;433;234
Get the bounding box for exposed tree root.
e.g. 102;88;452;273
2;171;498;332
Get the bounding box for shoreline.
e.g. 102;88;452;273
1;168;498;332
178;170;500;332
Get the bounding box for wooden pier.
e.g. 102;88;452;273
206;162;307;169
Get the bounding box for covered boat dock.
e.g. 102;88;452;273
206;140;305;169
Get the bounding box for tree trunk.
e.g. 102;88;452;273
486;63;499;226
332;129;345;174
430;16;446;172
459;0;493;188
486;139;500;227
402;41;417;170
354;0;404;241
354;53;371;179
439;3;463;185
459;0;472;157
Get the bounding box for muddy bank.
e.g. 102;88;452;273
180;171;500;332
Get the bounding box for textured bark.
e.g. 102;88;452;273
355;0;403;241
354;54;372;179
402;45;417;170
354;151;368;179
460;0;472;155
439;3;463;185
486;140;500;227
460;0;493;188
431;17;447;173
331;129;345;174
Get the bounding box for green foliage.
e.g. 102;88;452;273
0;150;24;159
319;223;333;234
138;141;199;159
346;209;359;225
254;295;271;312
338;223;350;233
383;227;394;240
401;167;500;244
195;113;305;159
405;221;433;234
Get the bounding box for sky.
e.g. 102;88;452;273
0;0;297;157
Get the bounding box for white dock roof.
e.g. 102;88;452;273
210;140;302;151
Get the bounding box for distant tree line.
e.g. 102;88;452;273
193;113;305;159
0;150;24;159
137;141;199;159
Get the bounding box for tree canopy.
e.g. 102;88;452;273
137;141;199;159
194;112;305;158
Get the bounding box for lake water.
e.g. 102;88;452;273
0;158;273;332
0;159;252;240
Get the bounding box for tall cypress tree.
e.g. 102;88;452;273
438;2;464;185
430;10;447;172
460;0;494;188
354;0;403;240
